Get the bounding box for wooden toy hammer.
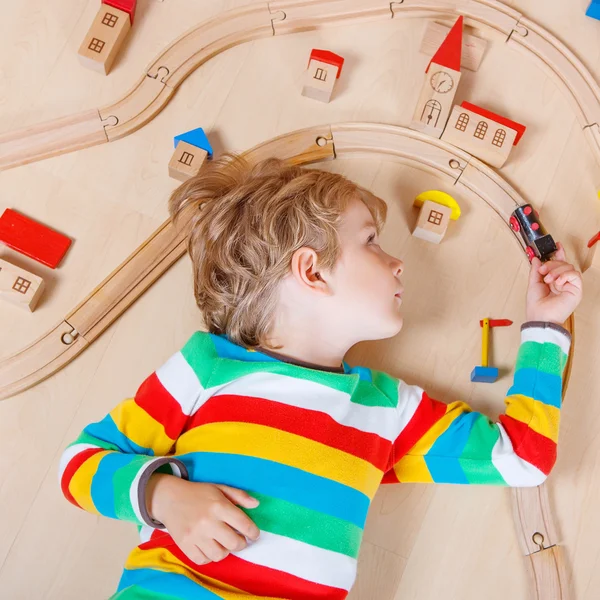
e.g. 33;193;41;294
470;318;513;383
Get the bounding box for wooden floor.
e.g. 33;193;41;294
1;0;600;598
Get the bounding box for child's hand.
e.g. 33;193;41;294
526;242;583;325
146;474;260;565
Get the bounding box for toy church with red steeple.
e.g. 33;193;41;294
410;16;463;138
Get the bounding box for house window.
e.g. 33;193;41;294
492;128;506;147
314;68;327;82
427;210;443;226
455;113;469;131
102;12;119;27
13;276;31;294
88;38;105;53
179;151;194;166
474;121;488;140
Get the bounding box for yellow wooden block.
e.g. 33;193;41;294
78;6;131;75
414;190;461;220
0;258;45;311
168;141;209;182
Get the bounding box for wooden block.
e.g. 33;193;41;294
586;1;600;21
78;5;131;75
420;21;487;72
104;0;137;25
302;59;340;103
410;64;461;139
441;104;518;168
412;199;452;243
0;209;72;269
0;258;45;311
168;141;209;182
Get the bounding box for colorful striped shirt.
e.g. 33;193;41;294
58;321;571;600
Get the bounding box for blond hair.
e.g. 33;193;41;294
168;153;387;349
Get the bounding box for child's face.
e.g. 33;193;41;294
327;198;404;343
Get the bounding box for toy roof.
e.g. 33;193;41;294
309;49;345;77
103;0;138;24
174;127;213;157
427;16;463;73
588;231;600;249
461;101;527;145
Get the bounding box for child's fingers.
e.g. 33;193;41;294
553;241;566;262
554;270;582;292
542;263;574;283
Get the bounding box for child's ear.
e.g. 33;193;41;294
291;247;331;295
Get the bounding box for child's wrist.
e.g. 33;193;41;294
145;472;176;525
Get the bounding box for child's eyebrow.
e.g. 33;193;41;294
360;221;377;231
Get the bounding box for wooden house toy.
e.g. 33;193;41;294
420;21;487;72
412;190;461;244
78;0;137;75
410;16;463;138
301;49;345;103
441;101;526;168
169;127;213;182
0;258;45;311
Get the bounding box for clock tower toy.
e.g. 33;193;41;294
410;16;463;138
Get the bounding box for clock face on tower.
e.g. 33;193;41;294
429;70;455;93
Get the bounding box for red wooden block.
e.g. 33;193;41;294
308;49;345;77
461;101;527;145
103;0;137;25
0;208;72;269
427;15;463;73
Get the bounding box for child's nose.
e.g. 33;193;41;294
391;258;404;277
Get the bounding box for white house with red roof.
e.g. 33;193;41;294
441;101;527;168
410;16;463;138
302;49;345;103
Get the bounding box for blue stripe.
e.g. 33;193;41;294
178;451;370;528
91;453;143;520
115;567;219;598
424;412;480;484
346;365;373;382
209;333;280;364
84;415;155;456
507;368;562;408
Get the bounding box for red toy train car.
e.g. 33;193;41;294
509;204;557;262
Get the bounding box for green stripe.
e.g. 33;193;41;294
111;456;148;524
206;353;396;409
241;491;363;558
372;370;399;406
459;416;507;485
71;430;121;452
180;331;219;388
515;340;568;376
110;587;179;600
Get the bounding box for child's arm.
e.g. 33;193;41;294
58;339;207;528
383;322;570;486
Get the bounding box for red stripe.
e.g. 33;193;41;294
60;447;105;508
499;415;557;475
134;372;187;441
390;391;447;463
140;535;348;600
381;469;400;484
184;394;391;471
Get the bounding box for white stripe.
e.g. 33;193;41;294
521;326;570;356
491;424;547;486
57;443;99;484
234;530;357;590
155;351;204;415
139;525;155;544
206;371;402;441
396;381;425;437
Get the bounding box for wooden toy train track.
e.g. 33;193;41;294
0;0;600;171
0;1;583;598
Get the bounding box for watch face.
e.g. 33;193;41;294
430;71;454;93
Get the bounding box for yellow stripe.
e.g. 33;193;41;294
178;421;382;497
68;451;108;514
110;399;175;455
505;393;560;443
127;546;281;599
393;454;433;483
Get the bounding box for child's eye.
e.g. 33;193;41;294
367;233;376;244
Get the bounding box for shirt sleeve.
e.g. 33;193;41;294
382;322;571;487
58;333;213;528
